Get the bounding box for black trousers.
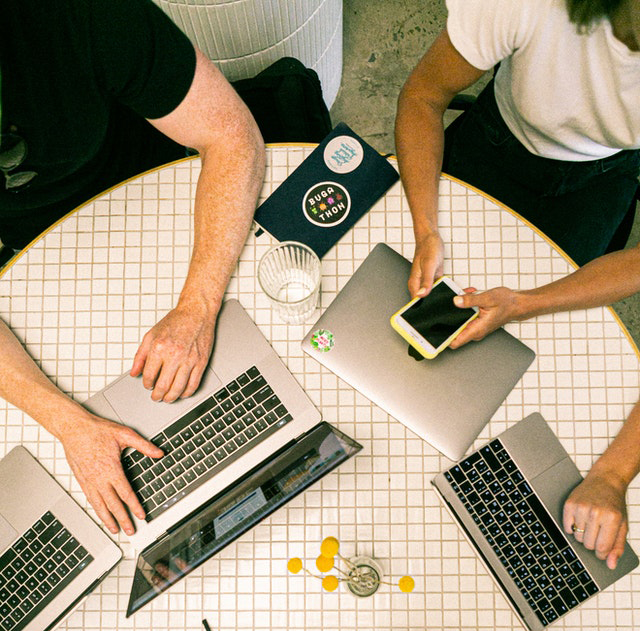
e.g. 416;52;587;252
443;82;640;266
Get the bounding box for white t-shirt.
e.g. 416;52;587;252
446;0;640;161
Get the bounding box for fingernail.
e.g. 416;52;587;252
125;527;134;536
453;296;463;307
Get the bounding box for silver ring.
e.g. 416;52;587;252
572;524;585;534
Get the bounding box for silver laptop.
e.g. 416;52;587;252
0;446;121;631
432;412;638;630
302;243;535;460
126;421;361;615
85;298;322;550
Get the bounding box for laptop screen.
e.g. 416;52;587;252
127;422;361;615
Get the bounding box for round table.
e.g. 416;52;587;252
1;146;638;631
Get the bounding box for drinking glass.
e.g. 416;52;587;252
257;241;321;324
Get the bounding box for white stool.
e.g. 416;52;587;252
153;0;343;108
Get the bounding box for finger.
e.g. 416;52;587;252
101;483;136;536
120;427;164;459
570;509;589;544
163;364;203;403
89;492;120;535
163;363;195;403
453;292;482;310
448;321;479;349
581;517;600;551
607;521;628;570
562;500;578;535
408;263;428;298
592;512;624;560
409;257;439;298
180;361;208;399
130;334;152;378
111;470;147;523
150;360;180;402
71;463;120;535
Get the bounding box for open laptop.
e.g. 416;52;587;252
85;298;323;550
126;421;361;615
432;413;638;630
0;446;121;631
302;243;535;460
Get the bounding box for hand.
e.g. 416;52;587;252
563;471;629;569
409;231;445;297
60;414;163;535
131;305;215;403
448;286;520;349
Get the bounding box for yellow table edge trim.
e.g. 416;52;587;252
2;147;637;359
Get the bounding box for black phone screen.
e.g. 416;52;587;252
401;282;476;348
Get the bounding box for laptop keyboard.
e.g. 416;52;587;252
122;366;293;521
445;439;599;626
0;511;93;631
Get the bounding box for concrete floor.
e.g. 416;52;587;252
331;0;640;349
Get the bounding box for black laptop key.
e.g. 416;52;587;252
231;392;244;406
253;385;273;404
480;445;501;472
214;387;230;403
241;374;266;399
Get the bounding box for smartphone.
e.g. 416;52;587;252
390;276;479;359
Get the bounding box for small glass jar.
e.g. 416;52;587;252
345;556;383;597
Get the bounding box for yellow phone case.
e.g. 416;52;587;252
390;279;478;359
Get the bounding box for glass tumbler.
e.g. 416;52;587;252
257;241;321;324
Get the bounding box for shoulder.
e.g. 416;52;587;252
445;0;565;68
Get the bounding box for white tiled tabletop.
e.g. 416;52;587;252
1;146;639;630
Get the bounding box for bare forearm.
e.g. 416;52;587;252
395;88;444;240
395;29;486;243
0;320;90;439
178;124;265;319
589;400;640;489
511;245;640;320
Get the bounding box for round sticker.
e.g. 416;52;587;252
323;136;364;174
302;182;351;228
310;329;335;352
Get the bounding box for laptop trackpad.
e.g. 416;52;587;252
103;368;222;437
0;514;18;554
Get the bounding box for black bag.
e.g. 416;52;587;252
231;57;333;143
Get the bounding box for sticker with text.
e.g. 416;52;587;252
303;182;351;227
323;135;364;174
310;329;335;352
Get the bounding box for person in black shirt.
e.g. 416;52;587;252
0;0;265;536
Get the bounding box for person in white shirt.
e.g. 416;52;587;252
395;0;640;570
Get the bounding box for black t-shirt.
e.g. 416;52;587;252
0;0;196;220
